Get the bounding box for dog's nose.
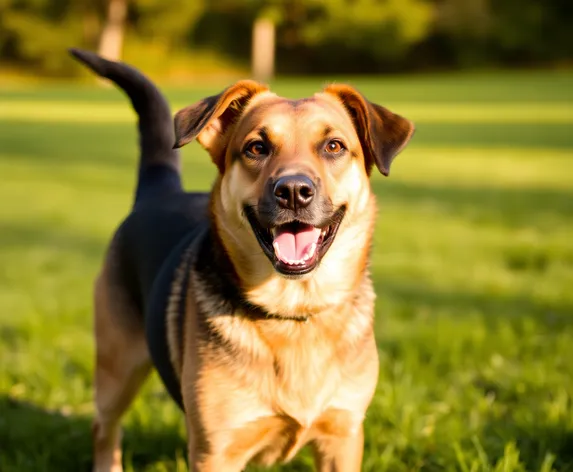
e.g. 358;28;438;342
273;175;315;211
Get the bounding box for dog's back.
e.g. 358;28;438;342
71;49;207;307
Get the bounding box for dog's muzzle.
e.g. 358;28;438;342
245;174;346;278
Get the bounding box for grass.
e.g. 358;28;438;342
0;70;572;471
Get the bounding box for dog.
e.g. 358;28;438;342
69;48;414;472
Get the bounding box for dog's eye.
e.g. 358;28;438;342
324;139;345;155
245;141;269;158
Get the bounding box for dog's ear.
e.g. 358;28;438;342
324;84;414;176
174;80;269;172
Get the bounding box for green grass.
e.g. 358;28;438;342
1;70;572;471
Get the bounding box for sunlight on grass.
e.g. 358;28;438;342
0;72;572;471
2;100;573;124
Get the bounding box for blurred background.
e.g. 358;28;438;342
1;1;572;471
0;0;572;80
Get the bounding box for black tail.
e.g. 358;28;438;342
69;48;182;204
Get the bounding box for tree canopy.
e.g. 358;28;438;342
0;0;571;76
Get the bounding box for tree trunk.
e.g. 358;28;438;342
252;17;275;82
98;0;128;61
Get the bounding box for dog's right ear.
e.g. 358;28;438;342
324;84;414;177
173;80;268;172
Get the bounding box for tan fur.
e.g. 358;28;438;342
92;241;152;472
215;97;377;318
94;82;413;471
181;275;378;469
165;244;194;379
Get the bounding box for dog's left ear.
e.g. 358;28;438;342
173;80;269;172
324;84;415;176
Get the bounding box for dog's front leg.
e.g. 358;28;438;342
186;425;249;472
312;425;364;472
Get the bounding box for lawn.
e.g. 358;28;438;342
0;70;572;471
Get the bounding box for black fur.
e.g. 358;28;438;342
69;48;182;203
70;49;213;405
70;50;283;409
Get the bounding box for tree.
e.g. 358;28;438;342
0;0;105;74
205;0;433;73
298;0;433;61
98;0;128;61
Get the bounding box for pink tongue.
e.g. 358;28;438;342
273;225;321;262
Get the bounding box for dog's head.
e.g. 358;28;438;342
174;81;414;316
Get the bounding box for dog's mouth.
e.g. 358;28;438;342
245;206;346;277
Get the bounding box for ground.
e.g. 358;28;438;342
0;70;572;471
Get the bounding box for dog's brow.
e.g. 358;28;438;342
322;126;333;138
258;127;270;142
242;125;269;142
251;122;284;145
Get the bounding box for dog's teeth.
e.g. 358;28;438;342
273;241;281;257
309;243;317;256
288;259;304;266
271;228;277;238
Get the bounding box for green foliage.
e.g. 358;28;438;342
0;0;572;77
0;70;573;470
0;0;206;75
0;0;97;74
132;0;204;47
298;0;432;59
490;0;573;62
431;0;573;67
216;0;432;59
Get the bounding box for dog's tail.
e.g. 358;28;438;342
69;48;182;204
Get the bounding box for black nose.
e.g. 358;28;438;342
273;175;316;211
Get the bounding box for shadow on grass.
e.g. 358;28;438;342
376;278;573;333
3;395;570;471
0;220;105;261
477;419;573;471
0;396;93;471
411;122;573;150
0;396;186;472
374;180;573;228
0;120;138;169
0;119;215;189
2;119;572;169
0;395;316;471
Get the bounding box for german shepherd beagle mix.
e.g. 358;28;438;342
69;48;414;472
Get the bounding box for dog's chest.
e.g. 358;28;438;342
194;291;377;466
249;329;373;463
245;345;365;465
269;341;340;423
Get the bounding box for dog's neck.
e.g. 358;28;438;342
192;220;305;321
193;224;375;324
